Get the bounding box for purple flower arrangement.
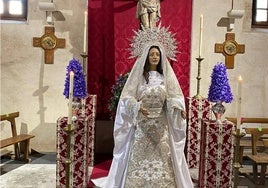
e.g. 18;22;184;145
63;58;86;99
208;62;233;103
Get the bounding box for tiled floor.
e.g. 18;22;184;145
0;152;267;188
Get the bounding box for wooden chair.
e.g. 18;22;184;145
0;112;35;162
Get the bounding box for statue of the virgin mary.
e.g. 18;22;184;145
92;27;194;188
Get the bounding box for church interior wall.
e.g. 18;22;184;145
191;0;268;122
0;0;267;152
0;0;87;152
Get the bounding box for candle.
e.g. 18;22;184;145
199;14;203;57
236;75;242;129
67;71;74;125
83;11;88;53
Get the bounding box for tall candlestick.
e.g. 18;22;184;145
199;14;203;57
236;75;242;129
83;11;88;53
68;71;74;125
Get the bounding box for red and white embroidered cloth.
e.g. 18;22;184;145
198;120;234;188
186;97;211;169
56;95;97;188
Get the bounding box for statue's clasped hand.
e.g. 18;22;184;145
140;106;149;117
173;106;187;120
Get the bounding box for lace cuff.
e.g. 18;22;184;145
125;97;141;125
166;98;185;114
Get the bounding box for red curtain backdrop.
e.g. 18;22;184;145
88;0;192;119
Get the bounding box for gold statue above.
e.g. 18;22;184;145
135;0;162;29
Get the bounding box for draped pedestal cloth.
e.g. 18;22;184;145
186;97;211;169
198;120;234;188
56;95;97;188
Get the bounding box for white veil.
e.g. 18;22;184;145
121;42;184;99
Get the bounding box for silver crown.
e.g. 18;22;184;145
129;25;179;61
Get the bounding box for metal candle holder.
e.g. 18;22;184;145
64;53;88;187
80;52;88;117
193;56;204;99
232;128;245;188
64;123;75;188
80;52;88;90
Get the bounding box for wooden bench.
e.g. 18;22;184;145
0;112;35;162
226;117;268;164
246;153;268;185
244;128;268;185
238;139;264;164
263;139;268;149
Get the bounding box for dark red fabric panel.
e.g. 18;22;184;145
88;0;192;119
88;0;115;119
160;0;192;97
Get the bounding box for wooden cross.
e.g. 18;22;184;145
215;33;245;69
33;26;65;64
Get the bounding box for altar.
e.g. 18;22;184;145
56;1;237;187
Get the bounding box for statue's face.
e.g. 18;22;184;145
148;47;160;69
